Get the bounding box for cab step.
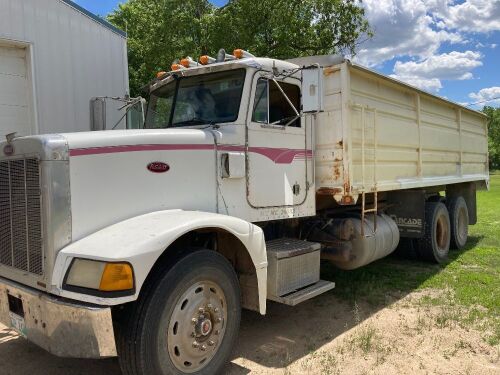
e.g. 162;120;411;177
268;279;335;306
265;238;335;305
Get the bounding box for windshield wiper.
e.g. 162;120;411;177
171;117;215;127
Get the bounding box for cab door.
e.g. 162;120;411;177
246;74;308;208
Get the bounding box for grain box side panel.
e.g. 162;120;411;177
314;67;345;193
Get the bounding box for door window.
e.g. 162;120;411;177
252;79;301;127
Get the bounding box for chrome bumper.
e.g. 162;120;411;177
0;276;117;358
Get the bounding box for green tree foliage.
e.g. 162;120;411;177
108;0;371;96
482;106;500;171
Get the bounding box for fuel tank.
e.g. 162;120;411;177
314;214;400;270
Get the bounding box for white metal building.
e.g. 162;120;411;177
0;0;129;136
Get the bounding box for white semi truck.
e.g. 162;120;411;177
0;51;489;375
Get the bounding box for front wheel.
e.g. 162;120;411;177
117;250;241;375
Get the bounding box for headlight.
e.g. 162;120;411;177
64;259;134;295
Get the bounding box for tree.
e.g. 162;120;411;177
108;0;371;96
209;0;371;59
482;106;500;171
108;0;214;96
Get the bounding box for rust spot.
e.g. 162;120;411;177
338;140;343;147
333;165;342;180
323;66;341;76
340;195;355;205
317;187;343;196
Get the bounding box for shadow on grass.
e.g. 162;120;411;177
225;236;482;371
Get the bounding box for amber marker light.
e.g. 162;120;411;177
156;71;167;79
233;49;255;59
99;263;134;292
171;63;183;71
200;55;216;65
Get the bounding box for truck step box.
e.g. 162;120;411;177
266;238;323;299
268;280;335;306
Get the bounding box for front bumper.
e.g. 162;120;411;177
0;276;117;358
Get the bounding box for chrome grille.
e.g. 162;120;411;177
0;158;43;275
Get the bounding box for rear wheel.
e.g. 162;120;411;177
417;202;450;263
117;250;241;375
447;196;469;250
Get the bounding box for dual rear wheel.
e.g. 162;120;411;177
401;196;469;264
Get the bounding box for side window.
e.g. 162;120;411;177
252;79;301;127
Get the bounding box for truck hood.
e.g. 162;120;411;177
61;128;217;154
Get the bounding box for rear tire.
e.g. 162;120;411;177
417;202;450;263
117;250;241;375
447;196;469;250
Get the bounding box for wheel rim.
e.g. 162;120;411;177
167;281;227;373
436;214;449;252
457;206;468;245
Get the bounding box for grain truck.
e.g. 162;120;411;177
0;51;489;375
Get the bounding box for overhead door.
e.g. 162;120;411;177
0;45;32;137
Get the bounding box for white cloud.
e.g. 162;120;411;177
390;74;443;92
468;86;500;106
428;0;500;33
391;51;483;91
354;0;463;67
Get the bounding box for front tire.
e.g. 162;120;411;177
417;202;451;263
118;250;241;375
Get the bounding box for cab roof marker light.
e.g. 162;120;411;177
171;63;186;71
199;55;216;65
156;71;168;79
233;49;255;59
180;56;200;68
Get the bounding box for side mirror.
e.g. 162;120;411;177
126;98;147;129
301;66;324;113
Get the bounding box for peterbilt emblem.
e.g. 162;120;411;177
147;162;170;173
3;144;14;156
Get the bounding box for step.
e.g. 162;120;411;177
268;280;335;306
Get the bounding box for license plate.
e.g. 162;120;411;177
9;312;26;337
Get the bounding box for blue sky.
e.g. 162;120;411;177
74;0;500;108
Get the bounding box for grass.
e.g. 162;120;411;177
321;174;500;346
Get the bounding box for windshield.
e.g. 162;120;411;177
145;69;246;128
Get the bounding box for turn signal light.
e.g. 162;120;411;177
99;263;134;292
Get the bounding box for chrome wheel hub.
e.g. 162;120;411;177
167;281;227;373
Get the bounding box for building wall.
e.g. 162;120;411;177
0;0;129;134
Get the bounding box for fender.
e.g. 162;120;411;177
51;210;268;314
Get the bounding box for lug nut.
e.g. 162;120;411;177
208;340;215;346
207;303;213;310
215;330;220;335
216;317;222;323
214;307;219;313
201;344;207;351
192;342;200;348
191;318;197;324
198;307;205;313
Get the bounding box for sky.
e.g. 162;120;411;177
74;0;500;108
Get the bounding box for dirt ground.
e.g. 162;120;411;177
0;289;498;375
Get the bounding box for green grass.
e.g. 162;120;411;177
321;175;500;345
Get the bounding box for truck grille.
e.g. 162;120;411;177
0;158;43;275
